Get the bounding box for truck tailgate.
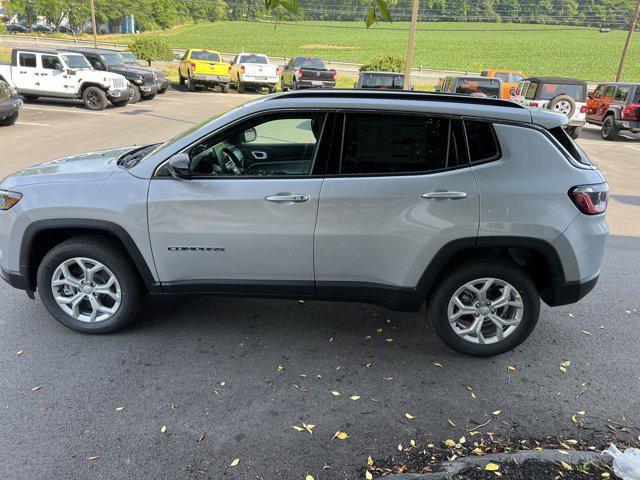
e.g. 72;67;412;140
243;64;277;78
195;62;230;76
300;68;335;81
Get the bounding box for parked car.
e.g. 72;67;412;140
480;69;525;99
66;47;160;102
31;24;55;33
280;56;336;90
178;49;231;93
5;23;30;33
0;90;608;357
0;80;22;126
586;82;640;140
510;77;587;139
355;71;408;90
229;53;279;93
57;25;76;34
0;48;132;110
437;76;502;99
117;51;170;94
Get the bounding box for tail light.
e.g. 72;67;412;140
623;104;640;120
276;67;281;76
331;69;337;78
228;65;232;75
580;105;587;113
241;65;245;73
569;183;609;215
297;68;303;78
190;63;196;69
530;102;539;107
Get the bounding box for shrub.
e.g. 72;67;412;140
129;37;174;66
360;54;405;73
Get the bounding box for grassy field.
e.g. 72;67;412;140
101;21;640;81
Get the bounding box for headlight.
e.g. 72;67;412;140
0;190;22;210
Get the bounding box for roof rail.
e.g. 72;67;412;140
267;89;526;109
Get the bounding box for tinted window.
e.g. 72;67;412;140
604;86;616;99
592;85;604;99
548;127;590;165
464;121;500;162
341;114;450;174
455;78;501;97
239;54;268;64
19;53;36;68
525;82;538;99
512;74;524;83
294;57;325;69
99;53;124;67
494;73;509;82
614;86;630;102
537;83;586;101
360;74;404;89
633;89;640;104
41;55;60;70
189;113;325;177
190;51;220;62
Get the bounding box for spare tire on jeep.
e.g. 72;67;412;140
548;95;576;117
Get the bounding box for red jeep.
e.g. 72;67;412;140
586;82;640;140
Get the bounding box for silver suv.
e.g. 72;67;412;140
0;91;609;356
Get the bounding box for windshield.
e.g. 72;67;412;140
361;74;404;88
190;51;220;62
534;83;586;101
239;54;268;64
455;79;500;97
118;52;138;64
100;53;125;67
61;54;92;69
295;57;325;69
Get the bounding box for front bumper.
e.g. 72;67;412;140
137;83;161;95
192;74;230;84
542;272;599;307
616;119;640;132
106;87;134;100
0;98;23;117
298;79;336;88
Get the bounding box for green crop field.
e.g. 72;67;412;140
103;21;640;81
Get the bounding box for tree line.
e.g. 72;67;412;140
4;0;637;32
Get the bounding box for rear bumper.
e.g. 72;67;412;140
616;119;640;131
240;76;278;86
542;272;599;307
192;74;230;84
298;79;336;88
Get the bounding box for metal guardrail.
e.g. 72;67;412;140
0;33;476;80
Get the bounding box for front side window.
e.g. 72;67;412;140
603;86;616;99
19;53;36;68
614;86;630;102
41;55;61;70
464;121;500;163
592;85;604;99
239;54;268;64
189;114;325;177
190;51;220;62
340;114;455;175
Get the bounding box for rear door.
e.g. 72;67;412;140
13;51;39;91
314;112;479;298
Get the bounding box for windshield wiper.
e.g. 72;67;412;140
118;144;160;168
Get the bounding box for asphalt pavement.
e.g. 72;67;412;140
0;89;638;479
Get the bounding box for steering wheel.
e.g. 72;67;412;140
220;148;244;175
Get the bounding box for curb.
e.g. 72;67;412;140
383;449;607;479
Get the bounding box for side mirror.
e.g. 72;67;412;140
55;62;64;71
241;127;257;143
168;153;191;180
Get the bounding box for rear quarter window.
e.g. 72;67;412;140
464;121;500;162
548;127;590;166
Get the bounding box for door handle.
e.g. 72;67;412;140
265;194;309;203
421;191;468;200
252;151;267;160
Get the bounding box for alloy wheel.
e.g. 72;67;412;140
50;257;122;323
447;277;524;345
553;100;572;115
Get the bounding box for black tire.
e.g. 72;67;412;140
269;85;277;94
110;99;129;108
0;110;19;126
238;81;245;94
188;77;196;92
547;94;576;118
601;115;619;141
159;85;169;94
292;78;298;90
82;86;108;111
130;85;141;104
566;126;582;140
221;83;230;93
22;94;39;102
142;92;157;101
281;77;288;92
178;72;185;85
37;235;142;334
427;259;540;357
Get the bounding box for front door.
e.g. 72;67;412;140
39;54;68;95
314;113;480;298
148;112;330;294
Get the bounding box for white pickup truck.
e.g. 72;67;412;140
0;48;133;110
229;53;279;94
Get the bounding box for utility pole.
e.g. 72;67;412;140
403;0;420;90
616;0;640;81
89;0;98;48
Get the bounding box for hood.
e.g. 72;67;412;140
0;147;137;189
76;69;122;84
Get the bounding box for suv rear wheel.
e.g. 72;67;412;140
601;115;619;141
427;259;540;356
0;111;19;126
37;236;142;334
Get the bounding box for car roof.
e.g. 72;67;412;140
525;77;588;86
13;47;59;55
360;71;404;75
65;47;118;55
189;49;220;53
451;76;500;81
594;82;639;87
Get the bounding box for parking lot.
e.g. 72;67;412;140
1;89;639;479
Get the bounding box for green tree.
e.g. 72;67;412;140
360;54;405;71
129;37;174;65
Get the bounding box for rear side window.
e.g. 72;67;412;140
538;83;586;101
525;82;538;99
548;127;590;166
19;53;36;67
341;114;455;174
614;86;630;102
464;121;500;162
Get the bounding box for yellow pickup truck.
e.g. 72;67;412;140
178;49;231;93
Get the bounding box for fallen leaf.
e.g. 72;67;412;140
568;313;575;318
459;436;466;444
445;439;456;447
291;426;305;432
581;330;592;336
410;439;416;447
365;471;373;480
31;386;41;392
561;360;571;367
448;419;456;427
485;463;500;471
303;423;315;434
558;450;569;455
385;338;394;343
560;366;567;372
560;461;573;471
16;350;23;356
376;328;383;333
507;365;516;372
350;396;360;401
365;335;372;340
160;425;167;434
197;433;205;442
405;413;414;420
492;410;502;415
434;362;443;368
86;455;99;461
383;377;394;381
306;475;314;480
276;365;284;372
602;473;610;478
229;458;239;467
115;406;124;411
367;455;374;466
331;390;341;396
299;374;307;378
220;381;226;386
577;410;585;415
397;443;403;451
333;431;349;440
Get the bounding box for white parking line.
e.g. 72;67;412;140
22;106;109;116
624;145;640;151
16;121;50;127
153;96;181;101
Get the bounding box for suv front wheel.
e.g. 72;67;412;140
428;259;540;356
601;115;619;141
37;236;142;334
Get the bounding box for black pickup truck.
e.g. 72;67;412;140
65;47;160;102
280;56;336;90
0;80;22;126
